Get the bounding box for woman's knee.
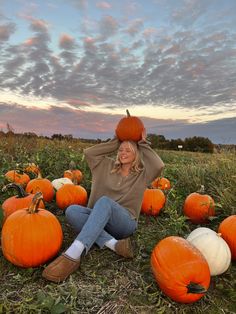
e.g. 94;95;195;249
65;205;90;230
65;205;86;221
93;196;113;216
95;196;112;206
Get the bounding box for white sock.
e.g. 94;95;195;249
105;238;118;251
64;240;85;260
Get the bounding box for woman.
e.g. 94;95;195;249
42;129;164;283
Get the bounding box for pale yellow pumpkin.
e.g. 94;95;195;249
187;227;231;276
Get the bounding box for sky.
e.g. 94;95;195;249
0;0;235;144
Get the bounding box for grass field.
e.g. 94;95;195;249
0;135;235;313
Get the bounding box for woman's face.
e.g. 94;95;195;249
118;142;136;165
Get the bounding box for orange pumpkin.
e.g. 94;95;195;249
56;184;88;210
24;163;40;175
151;236;210;303
151;177;171;190
2;183;45;223
115;109;144;142
26;171;54;203
218;215;236;260
5;170;30;187
183;186;215;224
141;188;166;216
1;192;63;268
64;161;83;184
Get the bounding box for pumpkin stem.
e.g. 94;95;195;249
2;183;28;198
69;161;77;170
126;109;131;117
198;185;205;194
28;192;44;214
187;282;207;294
37;171;43;179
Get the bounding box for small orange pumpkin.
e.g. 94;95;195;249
56;184;88;210
141;188;166;216
151;177;171;190
1;192;63;268
24;163;40;175
64;161;83;184
115;109;144;142
2;183;45;223
25;171;54;203
5;170;30;187
151;236;210;303
218;215;236;260
183;186;215;224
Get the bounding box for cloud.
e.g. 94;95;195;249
0;0;235;119
0;22;16;41
96;2;112;10
59;33;76;50
99;15;119;39
65;98;91;107
69;0;88;11
124;19;144;37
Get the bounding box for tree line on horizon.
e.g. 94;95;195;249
0;124;234;153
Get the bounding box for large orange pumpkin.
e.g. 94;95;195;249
141;188;166;216
26;171;54;203
151;236;211;303
151;177;171;190
56;184;88;210
1;183;45;223
115;109;144;142
218;215;236;260
5;170;30;187
1;192;63;268
183;186;215;223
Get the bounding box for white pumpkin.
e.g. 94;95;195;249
187;227;231;276
186;227;216;242
52;177;73;191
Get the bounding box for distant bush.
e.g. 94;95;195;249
148;133;214;153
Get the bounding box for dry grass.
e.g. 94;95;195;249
0;135;236;313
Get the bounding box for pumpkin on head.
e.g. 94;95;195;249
115;110;144;142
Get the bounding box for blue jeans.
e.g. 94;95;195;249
65;196;137;254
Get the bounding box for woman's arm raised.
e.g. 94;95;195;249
138;129;165;183
84;137;120;170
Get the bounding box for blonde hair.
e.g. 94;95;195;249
111;141;144;174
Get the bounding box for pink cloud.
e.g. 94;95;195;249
59;33;75;49
66;98;91;107
96;2;112;9
84;37;95;44
143;27;158;37
30;19;49;32
23;37;38;46
0;23;15;41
